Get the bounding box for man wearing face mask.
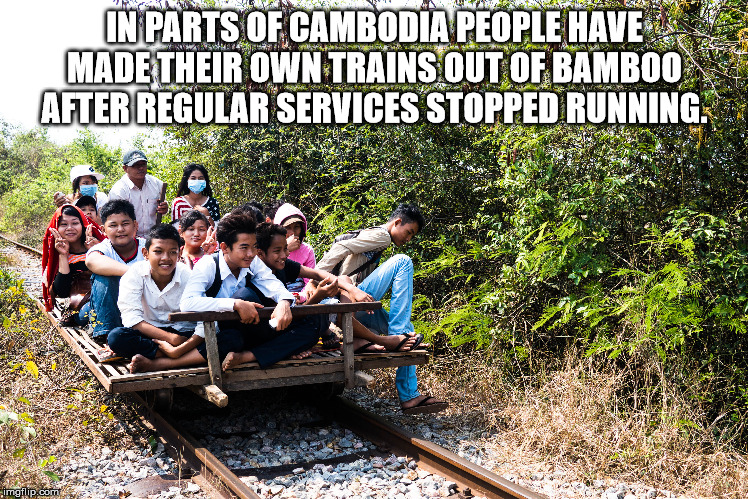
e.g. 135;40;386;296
108;149;169;238
170;163;221;228
53;164;109;212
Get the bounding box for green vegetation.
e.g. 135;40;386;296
0;0;746;494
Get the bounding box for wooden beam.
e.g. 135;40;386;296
354;371;375;388
342;312;355;389
203;320;223;389
187;384;228;408
169;301;381;322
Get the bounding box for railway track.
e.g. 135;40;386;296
0;233;546;499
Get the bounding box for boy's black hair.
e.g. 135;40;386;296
388;203;425;232
176;163;213;197
59;205;86;246
145;223;181;249
179;209;210;232
72;176;99;194
264;199;284;221
100;199;136;224
236;202;266;224
255;222;288;253
216;209;256;248
74;195;98;212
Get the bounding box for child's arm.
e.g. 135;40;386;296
316;229;390;274
305;276;338;305
299;266;373;304
154;335;203;359
133;321;189;346
86;251;130;276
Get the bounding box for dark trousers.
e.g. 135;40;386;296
108;326;191;359
199;287;323;368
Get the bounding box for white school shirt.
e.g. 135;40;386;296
117;261;200;335
108;173;165;238
180;252;295;313
86;238;146;265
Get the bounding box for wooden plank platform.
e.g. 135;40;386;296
37;299;429;396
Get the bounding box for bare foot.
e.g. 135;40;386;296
222;351;256;371
128;354;153;373
222;352;239;371
291;349;314;360
352;338;386;353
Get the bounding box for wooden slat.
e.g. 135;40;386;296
225;362;343;383
109;365;209;382
169;301;382;322
67;328;123;377
110;373;213;393
224;372;345;391
35;300;112;391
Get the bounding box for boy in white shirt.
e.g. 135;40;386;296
86;200;146;343
180;209;323;370
107;224;205;373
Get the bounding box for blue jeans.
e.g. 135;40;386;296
70;302;90;327
355;254;420;402
89;274;123;341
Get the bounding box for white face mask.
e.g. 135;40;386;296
79;184;98;197
188;179;206;194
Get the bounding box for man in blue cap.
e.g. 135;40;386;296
108;149;168;237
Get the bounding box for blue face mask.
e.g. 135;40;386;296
188;179;206;194
79;184;97;197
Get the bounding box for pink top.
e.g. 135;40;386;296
273;203;316;288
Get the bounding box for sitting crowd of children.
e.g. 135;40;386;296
42;159;447;414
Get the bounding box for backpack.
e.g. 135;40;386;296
331;226;388;278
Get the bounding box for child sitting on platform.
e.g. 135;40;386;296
107;224;206;373
178;210;217;269
316;203;447;415
255;223;422;354
85;200;146;349
180;210;324;370
273;203;317;296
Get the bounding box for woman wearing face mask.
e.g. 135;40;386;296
170;163;221;227
52;164;109;212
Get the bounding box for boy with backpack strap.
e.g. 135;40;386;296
316;204;448;415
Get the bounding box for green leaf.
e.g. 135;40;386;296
17;396;30;405
43;470;60;482
12;447;25;458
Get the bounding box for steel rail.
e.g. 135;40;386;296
329;396;547;499
0;233;42;255
130;393;262;499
